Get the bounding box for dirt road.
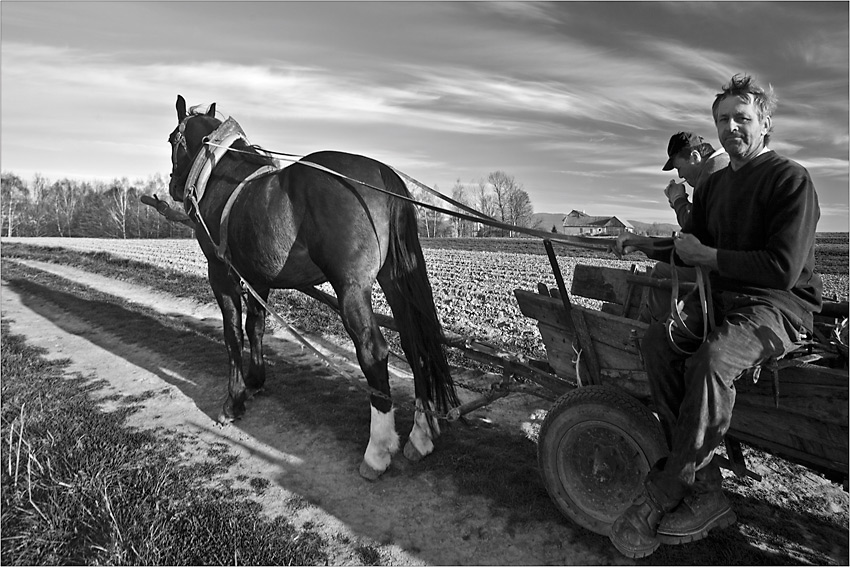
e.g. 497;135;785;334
2;257;846;565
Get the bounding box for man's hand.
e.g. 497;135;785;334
613;232;637;259
674;232;718;270
664;180;687;208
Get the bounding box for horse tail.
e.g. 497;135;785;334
379;165;459;416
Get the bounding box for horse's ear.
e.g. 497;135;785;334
207;103;216;117
176;95;187;122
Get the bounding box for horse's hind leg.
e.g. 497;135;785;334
209;262;249;423
336;283;399;480
244;287;269;392
378;276;440;462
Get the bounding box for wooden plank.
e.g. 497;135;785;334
517;290;649;372
597;369;652;402
735;364;848;425
570;264;633;304
537;323;578;379
570;308;602;385
730;408;848;474
727;428;847;475
592;341;646;372
515;289;572;329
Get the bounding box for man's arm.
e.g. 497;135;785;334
665;181;693;231
671;196;693;232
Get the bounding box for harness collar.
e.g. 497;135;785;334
182;116;248;210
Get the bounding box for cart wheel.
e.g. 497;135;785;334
538;385;668;536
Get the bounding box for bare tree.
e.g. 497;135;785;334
506;184;534;230
1;172;28;237
474;178;496;235
26;173;51;236
50;178;86;237
487;171;517;224
450;179;474;237
108;178;132;239
485;171;533;236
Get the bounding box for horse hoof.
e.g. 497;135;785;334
216;411;236;425
219;399;245;423
403;440;424;462
244;374;266;391
359;460;385;481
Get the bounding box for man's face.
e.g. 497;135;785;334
714;95;770;163
672;154;700;188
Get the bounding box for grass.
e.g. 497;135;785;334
0;320;329;565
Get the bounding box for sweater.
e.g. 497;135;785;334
692;150;823;327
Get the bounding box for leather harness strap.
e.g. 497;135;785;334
216;165;278;262
666;248;715;355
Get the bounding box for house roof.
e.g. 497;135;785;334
562;213;634;228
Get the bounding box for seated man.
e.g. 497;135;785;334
638;132;729;324
611;74;822;558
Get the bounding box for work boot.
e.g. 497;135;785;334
609;486;664;559
656;463;736;545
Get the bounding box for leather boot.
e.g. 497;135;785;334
609;484;665;559
656;462;736;545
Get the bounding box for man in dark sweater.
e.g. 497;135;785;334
639;132;730;324
610;74;823;558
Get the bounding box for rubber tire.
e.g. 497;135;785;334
538;385;668;536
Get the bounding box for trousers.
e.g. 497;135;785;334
639;262;697;324
640;289;807;508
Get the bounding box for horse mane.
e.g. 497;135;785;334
230;139;278;168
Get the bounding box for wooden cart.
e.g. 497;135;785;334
508;242;848;535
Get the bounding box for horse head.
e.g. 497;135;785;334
168;95;221;202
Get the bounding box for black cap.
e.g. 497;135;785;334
662;132;705;171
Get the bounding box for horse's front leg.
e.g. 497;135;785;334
337;285;398;480
244;287;269;392
209;263;248;423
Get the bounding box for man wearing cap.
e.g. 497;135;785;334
638;133;730;324
661;131;730;233
611;74;822;558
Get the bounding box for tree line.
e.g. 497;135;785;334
1;170;534;239
414;170;535;238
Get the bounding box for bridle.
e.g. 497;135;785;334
170;118;190;164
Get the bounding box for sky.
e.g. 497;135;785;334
2;1;848;232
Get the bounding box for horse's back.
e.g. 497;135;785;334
293;151;408;198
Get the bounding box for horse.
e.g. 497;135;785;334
167;95;458;480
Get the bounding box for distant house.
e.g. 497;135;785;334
561;210;635;236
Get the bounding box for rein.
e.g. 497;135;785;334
666;248;716;354
203;139;616;252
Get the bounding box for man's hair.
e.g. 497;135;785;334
711;74;777;143
674;141;715;163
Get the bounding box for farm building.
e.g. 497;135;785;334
561;210;635;236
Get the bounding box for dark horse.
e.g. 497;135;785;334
167;96;458;479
